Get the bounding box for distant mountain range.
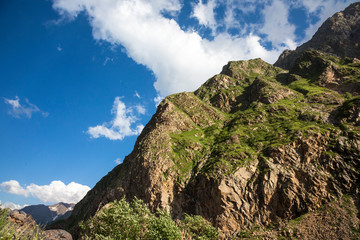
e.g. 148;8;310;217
20;202;74;226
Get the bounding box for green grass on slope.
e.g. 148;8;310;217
169;58;349;180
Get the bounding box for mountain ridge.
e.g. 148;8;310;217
274;2;360;69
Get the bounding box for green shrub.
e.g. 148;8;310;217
79;198;219;240
145;210;182;240
181;214;219;240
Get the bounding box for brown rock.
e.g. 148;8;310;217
45;229;73;240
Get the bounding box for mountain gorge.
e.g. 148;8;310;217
56;2;360;239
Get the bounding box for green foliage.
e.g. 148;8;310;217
181;214;219;240
145;211;181;240
80;198;219;240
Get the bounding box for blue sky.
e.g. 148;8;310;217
0;0;357;209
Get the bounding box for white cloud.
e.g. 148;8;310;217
260;0;297;49
135;104;146;115
1;180;90;204
192;0;217;32
51;0;355;97
1;180;29;196
114;158;122;164
103;57;114;65
57;45;62;51
4;96;48;119
87;97;144;140
134;91;141;99
0;201;28;210
52;0;282;97
154;95;164;106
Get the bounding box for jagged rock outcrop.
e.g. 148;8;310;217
6;209;73;239
274;2;360;69
8;210;37;230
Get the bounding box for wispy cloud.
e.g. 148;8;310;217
114;158;122;164
134;91;141;99
103;57;114;66
192;0;217;33
135;104;146;115
1;180;90;204
87;97;144;140
4;96;48;119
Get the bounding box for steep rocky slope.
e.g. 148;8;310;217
274;2;360;69
58;50;360;239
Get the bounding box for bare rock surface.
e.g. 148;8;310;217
45;229;73;240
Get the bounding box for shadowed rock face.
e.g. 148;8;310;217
56;4;360;239
274;2;360;70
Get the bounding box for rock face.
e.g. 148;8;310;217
44;229;73;240
21;202;75;226
274;2;360;69
7;210;37;230
58;4;360;239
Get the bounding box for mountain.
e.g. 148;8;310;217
21;202;74;226
274;2;360;69
57;3;360;239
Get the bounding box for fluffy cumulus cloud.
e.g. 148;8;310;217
87;97;144;140
52;0;355;98
52;0;282;98
1;180;90;204
4;96;48;119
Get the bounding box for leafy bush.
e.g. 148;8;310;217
181;214;219;240
79;198;218;240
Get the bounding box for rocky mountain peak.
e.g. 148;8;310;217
275;2;360;69
56;3;360;239
59;48;360;239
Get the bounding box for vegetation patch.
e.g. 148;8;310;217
79;198;218;240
